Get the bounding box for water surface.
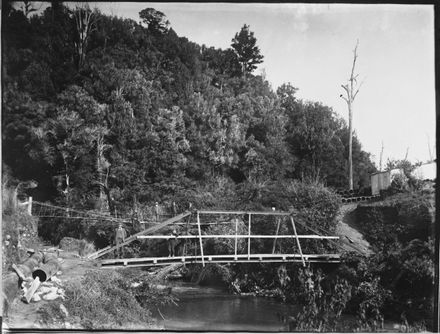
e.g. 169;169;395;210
157;283;296;331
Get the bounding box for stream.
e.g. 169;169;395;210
154;282;297;331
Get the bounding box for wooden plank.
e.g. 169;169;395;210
196;212;205;267
290;217;306;267
136;234;339;240
198;210;291;216
88;211;192;259
24;277;40;304
12;264;26;281
99;253;341;268
100;259;341;269
101;253;340;263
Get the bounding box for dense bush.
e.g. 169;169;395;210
3;2;375;226
355;191;433;250
234;180;341;254
288;268;353;332
335;239;435;329
204;219;248;255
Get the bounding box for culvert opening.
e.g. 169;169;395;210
32;269;47;282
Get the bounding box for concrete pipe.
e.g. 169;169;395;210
16;251;44;279
32;252;60;282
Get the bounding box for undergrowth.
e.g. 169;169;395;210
39;269;176;329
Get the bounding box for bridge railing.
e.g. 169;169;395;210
135;210;341;267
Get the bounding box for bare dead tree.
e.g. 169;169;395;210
340;40;363;190
73;4;97;69
379;141;384;172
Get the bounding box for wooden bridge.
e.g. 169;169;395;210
87;210;349;268
29;202;364;268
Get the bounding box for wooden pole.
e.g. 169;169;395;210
272;217;281;254
248;214;251;260
27;196;33;215
183;213;190;257
197;211;205;267
234;217;238;257
290;216;306;267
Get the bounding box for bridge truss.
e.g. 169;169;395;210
94;210;353;268
29;202;363;267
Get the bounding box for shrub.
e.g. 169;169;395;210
336;238;434;329
204;219;248;255
355;191;434;250
2;212;40;270
235;180;341;253
287;267;352;332
196;263;232;286
354;277;390;331
171;176;238;210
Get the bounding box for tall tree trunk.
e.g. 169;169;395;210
74;5;95;69
348;103;353;190
340;40;363;191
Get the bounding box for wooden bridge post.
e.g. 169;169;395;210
234;217;238;257
27;196;32;215
272;217;281;254
247;214;251;260
290;216;306;266
197;211;205;267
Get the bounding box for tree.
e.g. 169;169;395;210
340;40;363;190
231;24;264;76
32;109;91;207
73;4;97;69
19;1;41;18
139;8;170;34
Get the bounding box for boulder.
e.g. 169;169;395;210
59;237;95;256
59;237;83;252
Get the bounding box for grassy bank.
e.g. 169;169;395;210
38;268;176;329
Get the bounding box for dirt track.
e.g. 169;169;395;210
335;203;372;255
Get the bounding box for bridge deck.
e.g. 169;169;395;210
99;253;341;268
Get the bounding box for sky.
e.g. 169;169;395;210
35;2;436;168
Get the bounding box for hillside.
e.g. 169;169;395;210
2;3;376;217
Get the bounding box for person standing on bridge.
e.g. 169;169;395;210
168;229;179;257
115;223;127;259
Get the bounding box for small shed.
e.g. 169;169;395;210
370;168;404;195
371;171;390;195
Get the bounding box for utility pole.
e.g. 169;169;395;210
340;40;363;190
